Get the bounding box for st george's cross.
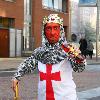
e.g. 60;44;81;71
39;64;61;100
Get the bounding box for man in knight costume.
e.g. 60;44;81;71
12;14;86;100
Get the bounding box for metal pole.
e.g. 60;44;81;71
68;0;71;42
29;0;33;51
96;0;100;61
15;29;17;57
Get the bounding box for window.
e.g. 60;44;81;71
43;0;48;7
0;17;15;28
42;0;67;13
3;0;15;2
49;0;53;8
8;18;15;28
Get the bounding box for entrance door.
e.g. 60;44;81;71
0;29;9;57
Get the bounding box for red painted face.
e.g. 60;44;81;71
44;23;60;45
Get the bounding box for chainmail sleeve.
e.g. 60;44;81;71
68;56;86;72
62;44;86;73
13;54;38;80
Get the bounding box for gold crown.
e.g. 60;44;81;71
43;14;63;25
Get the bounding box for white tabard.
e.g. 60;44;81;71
38;59;77;100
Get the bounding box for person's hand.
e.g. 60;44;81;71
12;79;19;92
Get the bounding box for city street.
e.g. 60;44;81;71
0;58;100;100
0;0;100;99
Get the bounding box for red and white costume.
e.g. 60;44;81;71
13;14;85;100
38;60;77;100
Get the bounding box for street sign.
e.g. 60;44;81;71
79;0;97;7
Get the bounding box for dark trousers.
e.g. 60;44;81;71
81;50;87;58
88;50;93;59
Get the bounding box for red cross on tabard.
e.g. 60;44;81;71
39;64;61;100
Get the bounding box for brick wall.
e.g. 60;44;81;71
32;0;70;49
0;0;24;29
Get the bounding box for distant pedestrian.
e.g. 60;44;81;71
79;38;87;58
87;40;94;59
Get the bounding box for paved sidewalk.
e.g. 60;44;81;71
0;57;25;70
86;56;100;65
0;57;100;99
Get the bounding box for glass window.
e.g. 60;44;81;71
0;17;15;28
62;0;67;13
59;0;62;11
0;17;3;27
54;0;59;9
4;0;15;2
48;0;53;8
8;18;15;28
3;18;9;27
42;0;48;7
42;0;67;13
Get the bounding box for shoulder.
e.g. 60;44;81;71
33;46;43;53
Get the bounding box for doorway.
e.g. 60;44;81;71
0;29;9;57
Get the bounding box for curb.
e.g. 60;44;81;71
87;63;100;65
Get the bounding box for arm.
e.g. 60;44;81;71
70;54;86;72
13;54;38;80
62;43;86;72
12;54;38;92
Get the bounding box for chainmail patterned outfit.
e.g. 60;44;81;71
13;14;86;100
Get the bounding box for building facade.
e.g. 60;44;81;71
0;0;24;57
70;0;80;41
31;0;70;49
0;0;70;57
79;7;96;37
